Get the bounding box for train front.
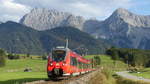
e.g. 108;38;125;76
47;47;67;78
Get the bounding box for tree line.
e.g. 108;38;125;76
106;47;150;67
0;49;6;67
0;49;48;67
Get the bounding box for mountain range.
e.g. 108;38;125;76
0;21;108;55
20;8;150;49
0;8;150;54
94;8;150;49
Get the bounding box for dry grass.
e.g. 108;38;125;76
88;70;107;84
88;69;116;84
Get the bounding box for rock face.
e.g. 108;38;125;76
106;8;150;28
83;19;103;34
92;8;150;49
20;8;85;31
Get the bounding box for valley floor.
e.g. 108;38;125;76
1;55;150;84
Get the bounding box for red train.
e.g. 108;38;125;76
47;46;93;78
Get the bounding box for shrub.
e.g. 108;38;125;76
94;56;101;65
42;54;47;60
8;53;20;59
26;53;30;58
0;49;6;67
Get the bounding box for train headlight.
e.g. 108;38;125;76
62;61;66;66
50;63;53;66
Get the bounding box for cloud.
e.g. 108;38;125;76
0;0;31;22
0;0;134;22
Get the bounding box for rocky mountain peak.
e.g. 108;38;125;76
106;8;132;22
106;8;150;28
20;8;85;31
114;8;131;16
30;8;70;16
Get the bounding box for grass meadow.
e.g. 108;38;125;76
0;54;149;84
85;55;127;84
85;55;150;84
85;55;127;71
0;57;47;84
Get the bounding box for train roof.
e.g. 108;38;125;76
70;50;91;64
52;46;68;51
52;46;91;64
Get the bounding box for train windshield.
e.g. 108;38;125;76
52;50;66;62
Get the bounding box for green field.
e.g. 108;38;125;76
130;68;150;79
0;55;128;84
85;55;150;84
85;55;128;84
85;55;127;71
0;59;47;84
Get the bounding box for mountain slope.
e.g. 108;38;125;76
0;21;109;54
40;27;109;54
91;8;150;49
83;19;103;34
0;21;44;54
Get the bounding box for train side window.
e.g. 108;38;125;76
71;57;77;66
78;61;82;69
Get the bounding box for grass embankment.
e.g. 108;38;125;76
85;55;127;71
85;55;127;84
85;55;150;84
0;58;47;84
88;68;116;84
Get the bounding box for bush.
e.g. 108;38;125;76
42;54;47;60
8;54;20;59
26;53;30;58
94;56;101;65
0;49;6;67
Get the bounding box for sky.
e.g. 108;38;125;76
0;0;150;22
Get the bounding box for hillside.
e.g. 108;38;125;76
40;27;109;54
0;21;44;54
0;21;109;54
91;8;150;49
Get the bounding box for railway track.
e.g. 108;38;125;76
25;74;85;84
25;70;98;84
